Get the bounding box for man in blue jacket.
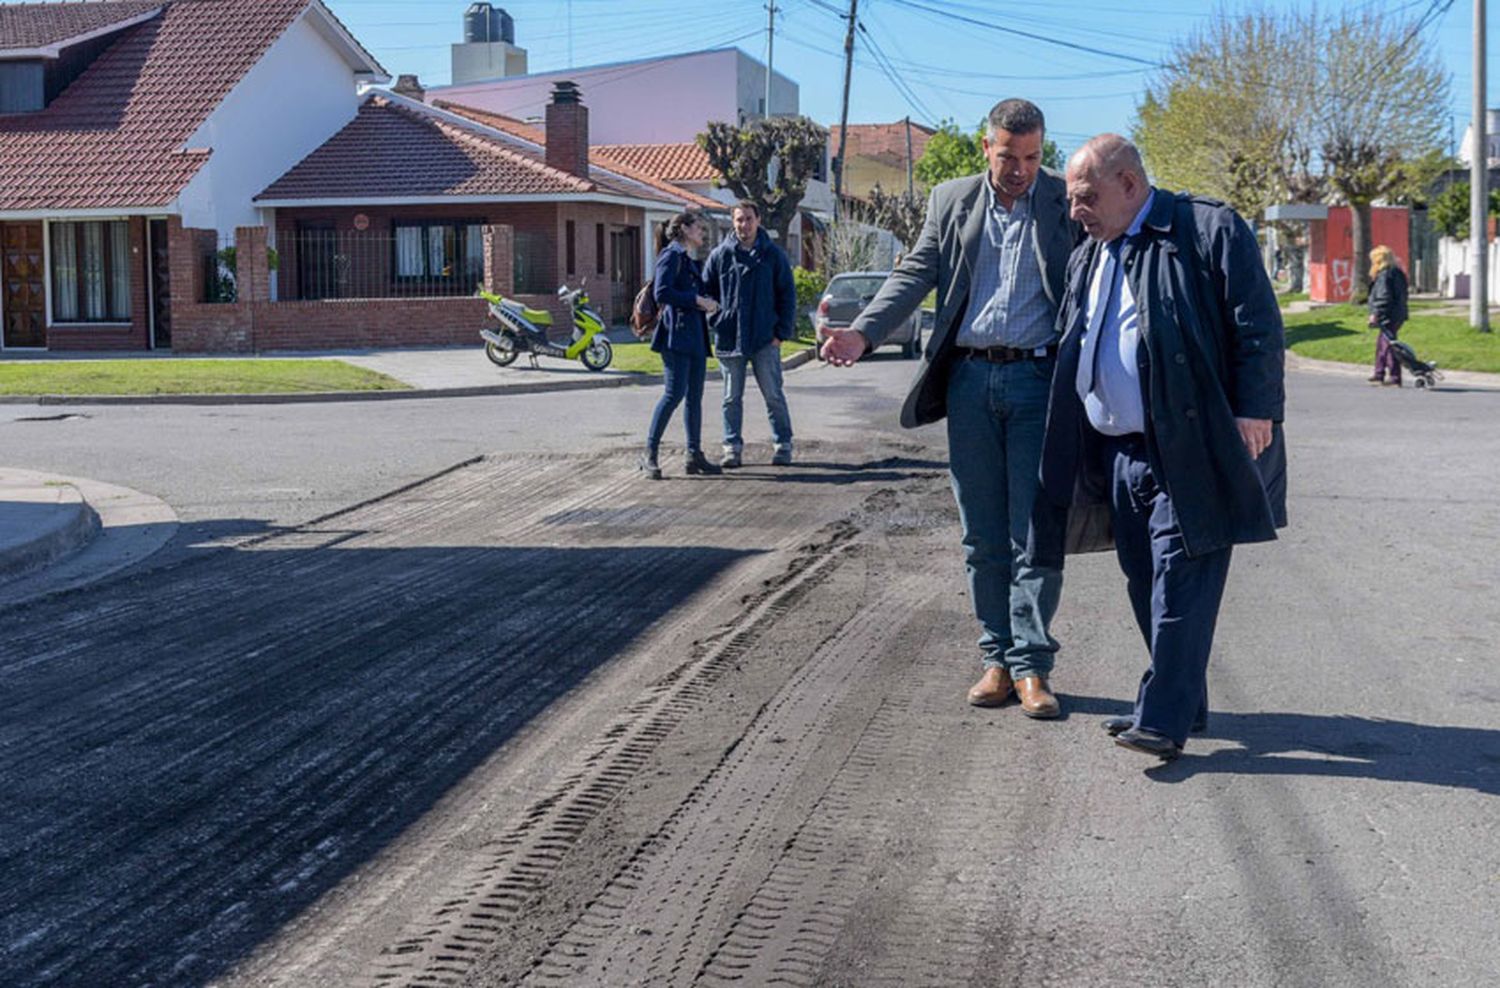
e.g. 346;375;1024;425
1034;134;1288;760
703;200;798;467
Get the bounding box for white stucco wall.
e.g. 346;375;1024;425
427;48;798;145
176;11;363;233
1437;235;1500;304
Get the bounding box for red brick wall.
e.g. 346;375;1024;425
45;216;151;351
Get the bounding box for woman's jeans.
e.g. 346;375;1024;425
648;349;707;452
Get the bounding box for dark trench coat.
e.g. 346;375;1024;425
1032;189;1289;566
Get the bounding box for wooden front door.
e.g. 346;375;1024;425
2;222;47;348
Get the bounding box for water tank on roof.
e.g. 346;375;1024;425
464;3;514;45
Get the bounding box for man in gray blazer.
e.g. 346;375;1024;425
822;98;1080;717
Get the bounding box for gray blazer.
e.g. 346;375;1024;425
850;169;1080;427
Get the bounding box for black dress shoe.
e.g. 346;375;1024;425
1104;716;1206;736
1114;727;1182;761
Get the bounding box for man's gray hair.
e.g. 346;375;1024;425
1071;133;1148;181
987;98;1045;138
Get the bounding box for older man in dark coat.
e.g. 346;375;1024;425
1033;134;1287;760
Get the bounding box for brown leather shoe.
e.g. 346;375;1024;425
966;667;1013;707
1015;676;1060;719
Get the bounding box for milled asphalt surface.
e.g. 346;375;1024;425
2;346;1499;986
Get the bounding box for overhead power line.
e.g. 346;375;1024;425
885;0;1159;67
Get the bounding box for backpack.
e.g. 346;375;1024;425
630;281;659;340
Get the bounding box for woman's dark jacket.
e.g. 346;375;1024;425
651;241;709;357
702;229;797;357
1032;189;1288;566
1368;266;1409;335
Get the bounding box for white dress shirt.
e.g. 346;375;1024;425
1076;191;1155;436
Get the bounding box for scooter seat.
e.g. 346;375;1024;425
520;306;553;326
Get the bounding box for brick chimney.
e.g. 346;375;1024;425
392;74;425;102
545;80;589;179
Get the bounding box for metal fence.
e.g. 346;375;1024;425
278;228;484;301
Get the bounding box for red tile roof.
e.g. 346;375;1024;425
0;1;161;50
257;96;686;206
590;142;718;183
0;0;314;211
434;100;723;211
830;121;936;170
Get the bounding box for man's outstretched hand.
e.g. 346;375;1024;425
820;328;869;367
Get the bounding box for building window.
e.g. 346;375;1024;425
565;220;576;274
0;61;44;114
595;223;606;275
50;220;130;322
513;230;551;293
392;221;483;290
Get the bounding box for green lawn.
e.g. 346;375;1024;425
0;358;409;396
610;337;816;375
1280;305;1500;373
1277;291;1310;304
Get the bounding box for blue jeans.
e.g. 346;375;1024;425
1103;433;1229;745
720;342;793;453
945;355;1062;679
647;349;707;452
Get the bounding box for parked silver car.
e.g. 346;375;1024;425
812;271;922;359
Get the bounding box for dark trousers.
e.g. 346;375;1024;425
1373;330;1401;384
647;349;707;452
1099;432;1231;746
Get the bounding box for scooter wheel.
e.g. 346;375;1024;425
485;338;519;367
580;337;613;371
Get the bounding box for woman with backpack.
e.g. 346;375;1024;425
641;209;721;479
1367;245;1409;388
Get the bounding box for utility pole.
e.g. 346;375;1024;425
904;115;914;198
764;1;777;119
1472;0;1489;331
834;0;858;220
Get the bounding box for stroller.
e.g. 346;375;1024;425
1387;340;1443;389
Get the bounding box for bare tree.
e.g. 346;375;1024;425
1315;8;1448;301
1134;9;1319;221
698;117;828;248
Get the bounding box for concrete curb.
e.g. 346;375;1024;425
0;470;178;608
1286;351;1500;390
0;479;100;582
0;347;820;407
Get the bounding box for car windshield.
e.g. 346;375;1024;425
827;276;886;301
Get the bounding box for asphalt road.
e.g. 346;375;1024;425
2;358;1497;986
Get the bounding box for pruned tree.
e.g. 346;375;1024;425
866;183;927;250
1318;8;1448;301
698;116;828;248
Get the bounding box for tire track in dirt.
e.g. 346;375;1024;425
2;449;932;987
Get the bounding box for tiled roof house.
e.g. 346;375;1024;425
0;1;702;353
0;0;386;351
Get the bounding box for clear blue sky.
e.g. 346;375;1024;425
0;0;1486;157
317;0;1491;158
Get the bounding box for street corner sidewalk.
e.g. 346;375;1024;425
0;469;178;602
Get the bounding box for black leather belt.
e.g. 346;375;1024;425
954;344;1057;363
